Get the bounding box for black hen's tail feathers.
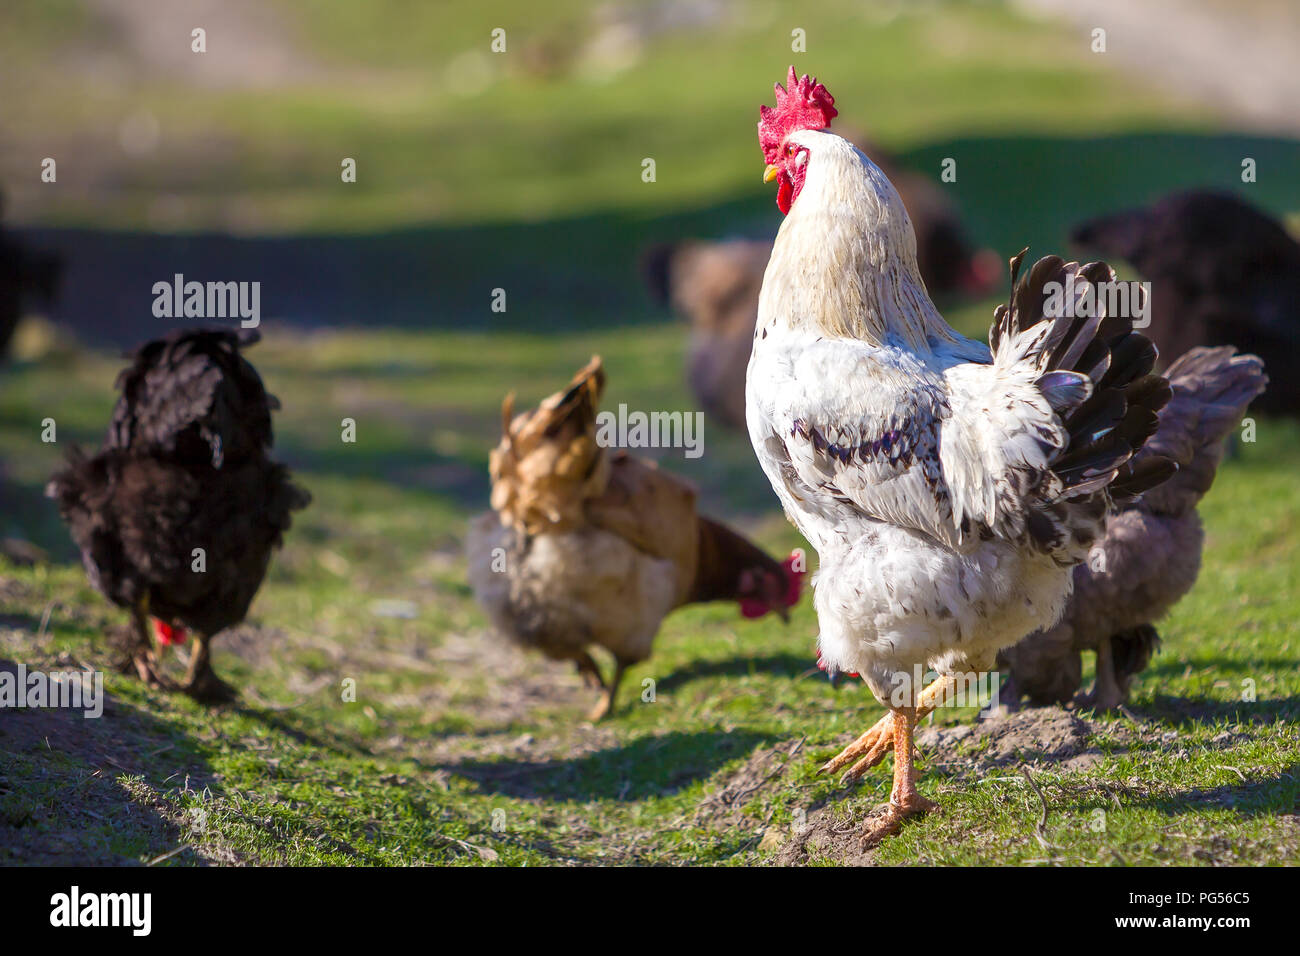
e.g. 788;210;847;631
108;327;275;468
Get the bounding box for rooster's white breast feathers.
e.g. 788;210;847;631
746;128;1169;699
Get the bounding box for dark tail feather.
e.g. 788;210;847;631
997;252;1176;502
46;450;83;510
266;463;311;541
1110;455;1178;500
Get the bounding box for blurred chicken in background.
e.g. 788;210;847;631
999;346;1267;709
0;191;63;362
47;329;310;700
641;131;998;430
1072;190;1298;417
468;357;803;720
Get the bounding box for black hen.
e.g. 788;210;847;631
47;329;310;700
1071;190;1299;416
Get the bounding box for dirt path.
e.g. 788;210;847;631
1017;0;1300;133
700;709;1147;865
80;0;321;89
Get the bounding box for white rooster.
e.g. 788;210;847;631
745;69;1176;844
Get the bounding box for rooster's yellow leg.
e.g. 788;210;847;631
821;673;958;782
858;704;938;848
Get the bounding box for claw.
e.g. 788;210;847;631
585;694;613;722
132;650;174;691
819;710;896;777
839;733;893;784
858;793;939;849
859;813;903;849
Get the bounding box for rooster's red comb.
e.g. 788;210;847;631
758;66;837;163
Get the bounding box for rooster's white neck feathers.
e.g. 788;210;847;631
760;130;964;354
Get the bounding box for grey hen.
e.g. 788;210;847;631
999;346;1267;709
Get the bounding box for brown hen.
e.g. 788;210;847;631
467;357;802;720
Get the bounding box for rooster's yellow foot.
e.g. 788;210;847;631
858;791;939;848
820;711;898;783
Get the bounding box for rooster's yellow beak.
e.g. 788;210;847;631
763;164;780;183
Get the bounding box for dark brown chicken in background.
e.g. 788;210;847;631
999;346;1267;710
1071;190;1297;416
0;191;63;361
640;238;770;429
640;133;998;430
47;329;310;700
467;357;802;720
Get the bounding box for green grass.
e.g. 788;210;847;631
1;0;1298;865
1;0;1213;231
2;327;1298;865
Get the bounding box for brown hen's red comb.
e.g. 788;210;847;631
758;66;837;163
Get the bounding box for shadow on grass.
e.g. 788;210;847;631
223;701;377;761
1130;694;1300;727
655;651;813;694
450;729;768;802
17;132;1299;349
0;467;80;564
1123;760;1300;818
0;609;49;633
0;658;214;865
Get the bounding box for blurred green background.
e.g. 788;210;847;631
2;0;1298;340
1;0;1298;865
